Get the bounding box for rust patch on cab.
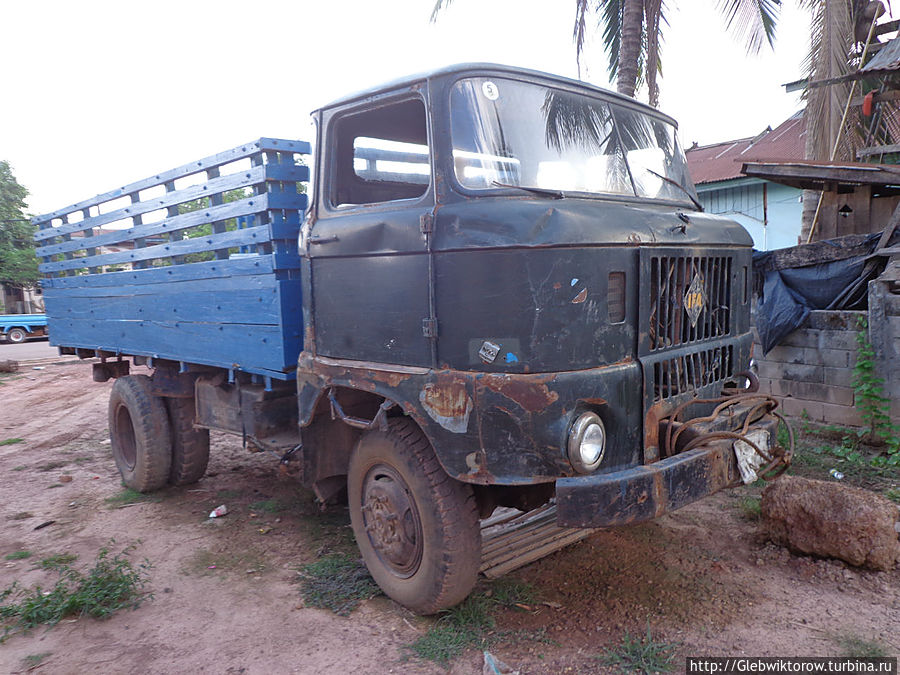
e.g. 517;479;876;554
480;373;559;413
419;377;473;434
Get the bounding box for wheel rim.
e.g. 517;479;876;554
114;405;137;470
8;329;25;343
360;463;424;578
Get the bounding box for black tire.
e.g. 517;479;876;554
108;375;172;492
6;328;26;344
164;397;210;486
347;418;481;615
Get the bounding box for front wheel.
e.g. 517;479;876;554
6;328;26;344
347;419;481;615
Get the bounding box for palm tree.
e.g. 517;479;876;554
432;1;782;106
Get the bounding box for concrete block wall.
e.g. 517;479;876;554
753;310;866;427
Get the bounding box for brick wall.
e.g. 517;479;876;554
754;310;865;427
753;304;900;427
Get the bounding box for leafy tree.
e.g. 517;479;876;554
0;161;39;289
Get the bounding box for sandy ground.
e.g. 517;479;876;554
0;360;897;674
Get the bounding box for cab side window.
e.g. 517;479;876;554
331;98;430;207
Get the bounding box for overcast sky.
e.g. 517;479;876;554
2;0;811;216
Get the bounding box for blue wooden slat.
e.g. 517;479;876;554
32;138;310;226
48;316;301;376
44;278;289;325
34;164;308;242
40;225;271;273
41;255;278;289
35;192;307;258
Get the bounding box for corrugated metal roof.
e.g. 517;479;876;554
686;111;806;185
861;35;900;72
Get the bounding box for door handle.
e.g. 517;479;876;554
309;234;339;245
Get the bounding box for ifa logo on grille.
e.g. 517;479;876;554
684;273;707;328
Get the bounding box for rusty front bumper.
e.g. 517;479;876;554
555;413;780;528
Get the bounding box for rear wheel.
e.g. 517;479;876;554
347;418;481;614
108;375;172;492
6;328;26;344
164;397;210;486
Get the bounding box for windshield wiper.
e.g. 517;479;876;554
492;181;565;200
645;169;704;212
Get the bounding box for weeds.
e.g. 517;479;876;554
297;553;379;616
4;551;31;561
597;622;679;674
886;488;900;504
408;594;494;664
835;634;890;658
0;544;150;642
249;499;282;514
9;512;32;521
38;553;78;570
737;496;762;521
11;465;25;471
22;652;52;667
853;317;900;461
104;488;160;506
0;438;23;446
408;579;540;664
36;460;68;472
486;578;536;608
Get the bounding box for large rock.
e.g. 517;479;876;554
761;475;900;571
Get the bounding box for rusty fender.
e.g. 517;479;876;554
296;353;644;486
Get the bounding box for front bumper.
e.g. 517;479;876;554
555;413;780;528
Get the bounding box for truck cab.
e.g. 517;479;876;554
294;64;788;610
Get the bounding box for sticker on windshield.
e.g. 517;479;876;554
481;81;499;101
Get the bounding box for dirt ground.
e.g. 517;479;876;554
1;360;898;674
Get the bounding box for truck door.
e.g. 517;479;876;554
307;93;434;368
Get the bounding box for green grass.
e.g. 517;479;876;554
597;623;679;674
0;438;23;446
216;489;242;500
104;488;160;506
36;460;69;472
835;634;890;658
22;652;52;667
408;579;540;664
886;488;900;504
297;554;379;616
249;499;282;514
181;548;267;577
0;545;150;642
38;553;78;570
737;495;762;521
408;594;494;664
11;466;26;472
4;551;31;561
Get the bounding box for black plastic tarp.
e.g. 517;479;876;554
753;230;900;353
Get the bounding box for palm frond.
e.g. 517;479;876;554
430;0;452;23
716;0;782;53
574;0;592;76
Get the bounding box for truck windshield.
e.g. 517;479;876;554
450;77;696;203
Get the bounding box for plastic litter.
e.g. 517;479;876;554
829;468;845;480
208;504;228;518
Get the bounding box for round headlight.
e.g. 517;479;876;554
567;412;606;474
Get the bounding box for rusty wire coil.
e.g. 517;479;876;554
663;391;794;481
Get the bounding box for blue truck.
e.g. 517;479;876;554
35;64;790;614
0;313;48;344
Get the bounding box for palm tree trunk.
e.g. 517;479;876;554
617;0;643;98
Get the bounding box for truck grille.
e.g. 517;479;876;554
648;255;732;351
653;344;733;401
